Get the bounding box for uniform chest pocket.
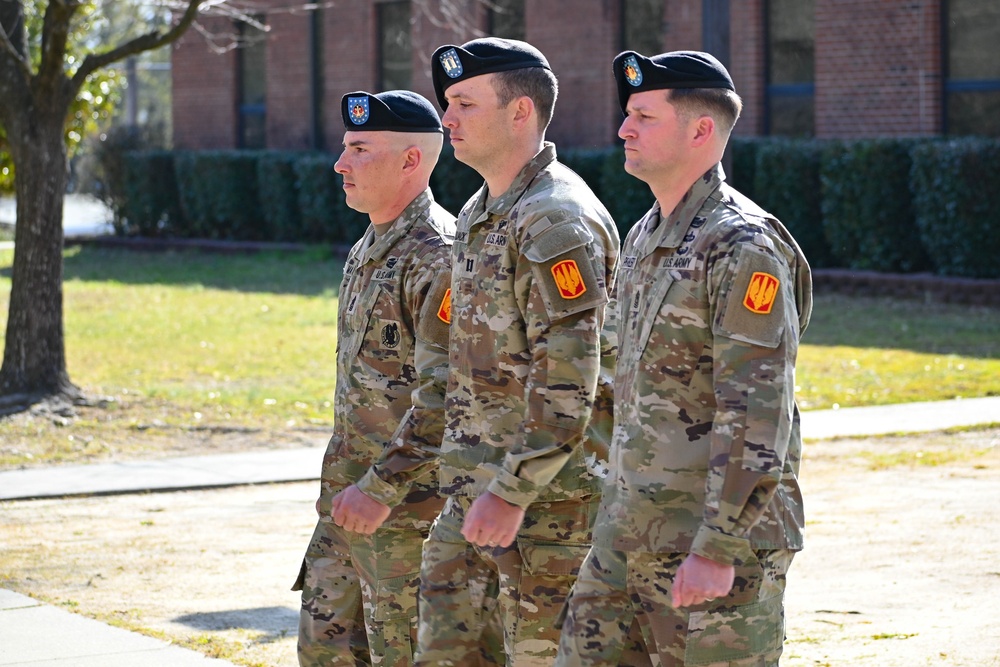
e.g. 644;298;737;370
354;284;413;379
636;272;707;388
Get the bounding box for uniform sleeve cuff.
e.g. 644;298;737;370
690;525;753;566
355;468;407;508
486;468;540;509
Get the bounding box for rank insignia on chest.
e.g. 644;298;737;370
437;288;452;324
743;272;779;314
551;259;587;299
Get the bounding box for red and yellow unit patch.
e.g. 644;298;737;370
437;288;452;324
551;260;587;300
743;272;779;314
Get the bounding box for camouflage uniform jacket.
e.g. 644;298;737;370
593;165;813;566
361;143;619;510
322;189;454;530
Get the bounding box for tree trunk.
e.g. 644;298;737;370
0;107;80;403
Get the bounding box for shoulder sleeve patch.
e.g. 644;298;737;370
416;274;452;347
714;243;786;348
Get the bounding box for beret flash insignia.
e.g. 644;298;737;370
439;48;464;78
347;95;369;125
623;55;643;87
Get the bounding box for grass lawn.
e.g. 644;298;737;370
1;244;999;467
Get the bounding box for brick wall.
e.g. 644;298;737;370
321;1;376;150
815;0;942;138
530;0;621;148
171;0;953;150
266;7;315;150
171;15;237;149
663;0;702;51
730;0;765;137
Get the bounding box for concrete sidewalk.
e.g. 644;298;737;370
0;589;236;666
1;395;997;666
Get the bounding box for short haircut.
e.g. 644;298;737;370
491;67;559;131
667;88;743;137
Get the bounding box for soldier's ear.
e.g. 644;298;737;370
690;115;715;148
401;145;423;174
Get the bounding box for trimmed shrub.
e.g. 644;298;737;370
258;152;303;242
911;139;1000;278
753;139;834;268
599;147;653;240
121;151;183;236
561;147;609;197
429;143;483;216
730;136;762;202
820;139;930;272
173;151;268;240
294;154;367;244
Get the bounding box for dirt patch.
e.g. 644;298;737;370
1;427;999;666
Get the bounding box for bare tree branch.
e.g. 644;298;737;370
70;0;203;90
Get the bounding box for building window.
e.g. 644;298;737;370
621;0;664;55
766;0;814;137
238;19;267;149
379;1;412;90
488;0;525;40
945;0;1000;136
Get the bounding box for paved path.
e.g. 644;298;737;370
1;397;998;665
0;193;114;249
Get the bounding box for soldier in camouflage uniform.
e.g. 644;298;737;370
421;37;621;667
555;51;813;667
292;90;454;667
339;38;620;666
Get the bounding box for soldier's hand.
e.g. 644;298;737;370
331;485;392;535
671;553;735;609
461;491;525;548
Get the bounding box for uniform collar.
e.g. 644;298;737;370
361;189;434;264
470;142;557;221
646;163;725;251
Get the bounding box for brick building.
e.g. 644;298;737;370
171;0;1000;151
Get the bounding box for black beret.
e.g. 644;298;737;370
341;90;442;132
431;37;551;110
613;50;735;114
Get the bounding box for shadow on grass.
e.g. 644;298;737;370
1;245;345;297
801;293;1000;358
172;606;298;644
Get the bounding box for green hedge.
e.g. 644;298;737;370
109;141;1000;279
598;147;653;239
121;151;182;236
729;136;762;202
257;152;303;242
294;154;368;244
170;151;271;240
428;143;482;216
911;139;1000;279
820;139;930;272
753;139;835;268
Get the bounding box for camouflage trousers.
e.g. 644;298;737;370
555;546;794;667
414;494;598;667
293;518;428;667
